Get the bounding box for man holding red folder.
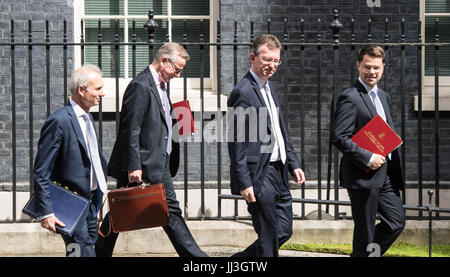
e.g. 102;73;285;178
333;45;405;257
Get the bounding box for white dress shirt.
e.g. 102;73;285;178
149;65;167;111
250;69;285;163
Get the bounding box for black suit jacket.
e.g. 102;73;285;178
33;104;107;217
333;80;404;190
227;72;301;195
108;66;180;187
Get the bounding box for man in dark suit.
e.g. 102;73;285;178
96;42;207;257
33;64;107;257
333;45;406;257
227;34;306;257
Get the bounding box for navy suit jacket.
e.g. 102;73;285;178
227;72;301;196
107;66;180;187
33;103;107;217
332;80;404;190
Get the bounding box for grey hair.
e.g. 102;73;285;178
154;42;190;63
69;64;102;95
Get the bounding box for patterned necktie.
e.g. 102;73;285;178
82;113;107;193
264;83;286;164
369;90;391;159
160;82;172;155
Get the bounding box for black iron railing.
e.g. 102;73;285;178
1;10;449;233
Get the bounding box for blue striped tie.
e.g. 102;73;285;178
370;90;386;122
370;90;390;159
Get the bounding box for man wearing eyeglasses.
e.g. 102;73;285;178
96;42;207;257
228;34;306;257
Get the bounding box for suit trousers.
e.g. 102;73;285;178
60;190;99;257
233;161;293;257
347;163;406;257
95;156;207;257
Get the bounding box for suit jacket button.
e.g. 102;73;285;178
164;136;168;139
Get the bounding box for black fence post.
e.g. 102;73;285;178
427;190;434;257
433;19;440;217
400;19;407;205
381;18;389;90
299;17;305;219
417;20;423;219
217;20;222;220
200;19;205;219
114;19;120;133
144;9;158;64
283;18;289;125
45;20;51;118
132;20;136;79
80;19;84;65
10;20;17;222
316;18;322;220
98;19;103;150
329;9;343;220
233;20;238;220
63;20;68;105
28;19;34;196
182;19;189;220
350;17;355;83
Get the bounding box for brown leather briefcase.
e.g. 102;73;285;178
103;183;169;234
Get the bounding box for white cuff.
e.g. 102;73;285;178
36;213;54;221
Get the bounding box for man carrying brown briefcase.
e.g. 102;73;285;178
95;42;207;257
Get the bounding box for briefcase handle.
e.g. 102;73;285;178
97;195;111;238
97;183;149;238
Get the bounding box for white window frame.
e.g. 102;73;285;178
416;0;450;111
74;0;222;112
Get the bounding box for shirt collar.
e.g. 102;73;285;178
358;77;378;95
250;69;267;90
69;97;88;118
149;64;164;88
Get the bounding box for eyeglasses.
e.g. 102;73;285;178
168;60;183;74
361;65;383;73
260;56;281;66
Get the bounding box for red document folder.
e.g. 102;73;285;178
172;100;195;136
351;115;403;156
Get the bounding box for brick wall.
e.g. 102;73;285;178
219;0;449;183
0;0;74;183
0;0;448;188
